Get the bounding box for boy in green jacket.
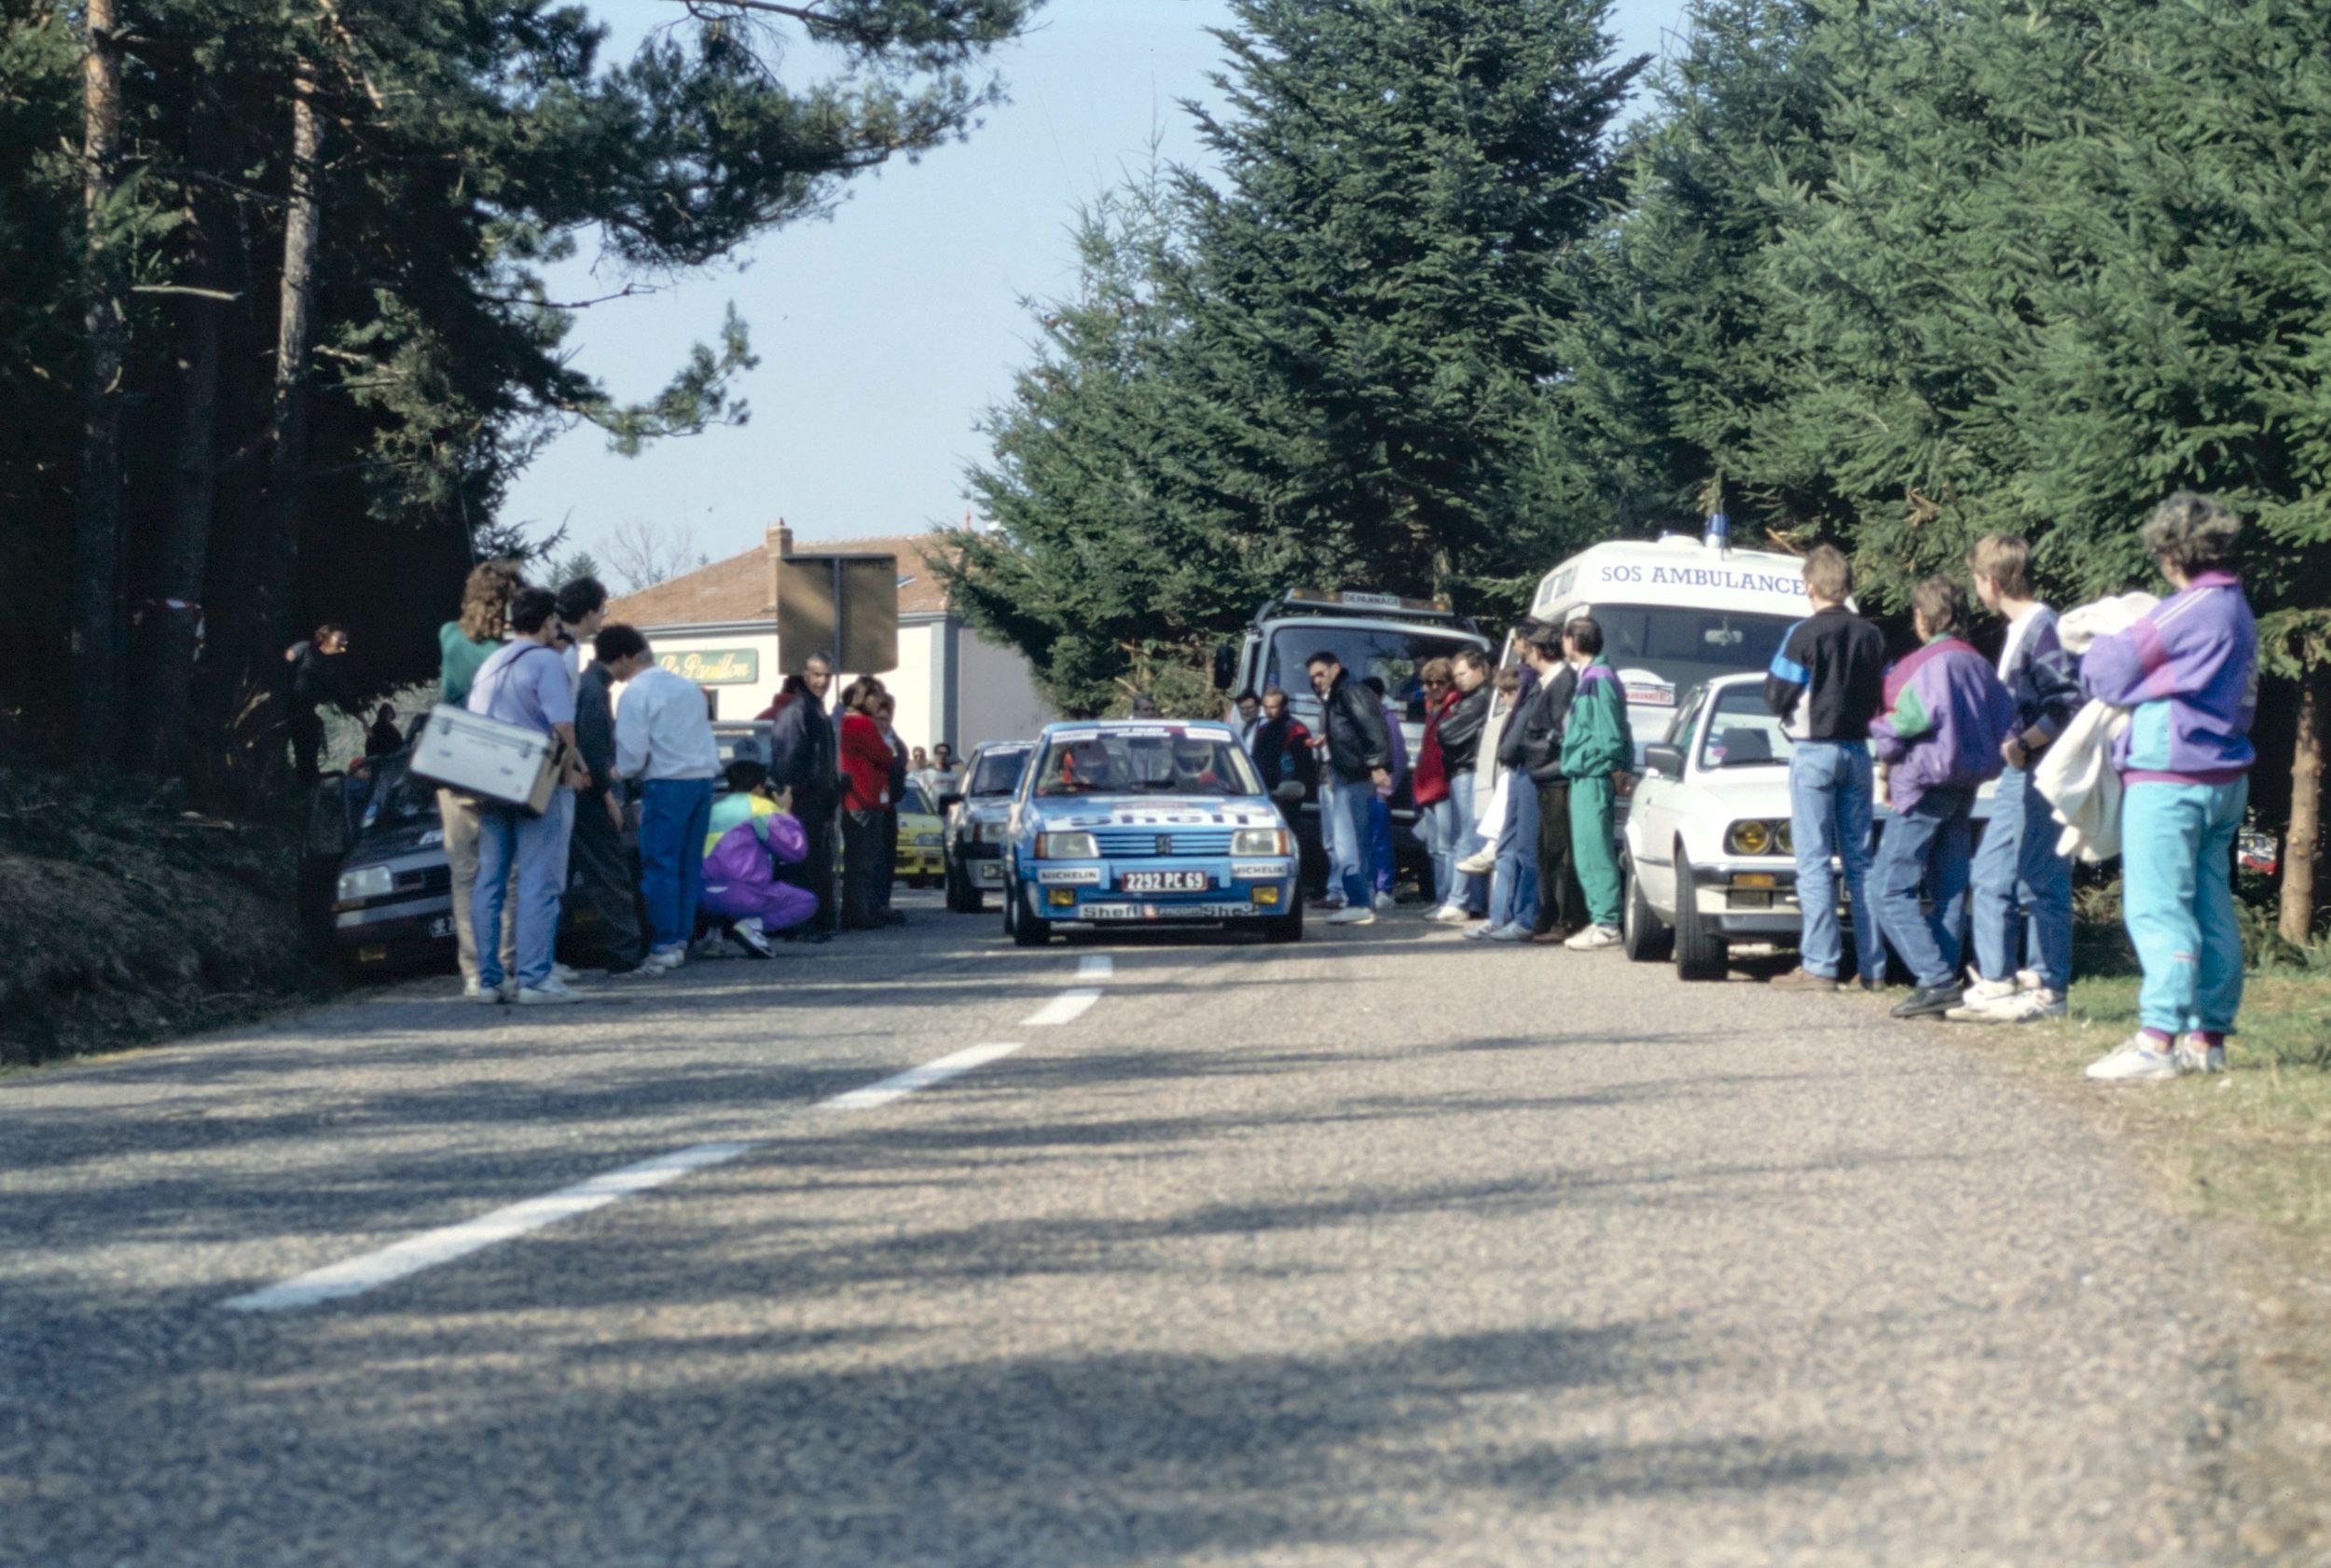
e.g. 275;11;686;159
1560;616;1634;950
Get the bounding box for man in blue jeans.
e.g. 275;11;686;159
467;587;592;1006
1307;651;1393;927
607;625;722;974
1764;545;1889;992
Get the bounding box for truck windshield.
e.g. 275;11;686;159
1267;626;1483;707
967;748;1029;796
1593;607;1797;696
1034;730;1263;797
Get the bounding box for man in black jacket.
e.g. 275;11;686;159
571;625;650;974
763;653;838;941
1518;626;1587;942
1305;651;1392;926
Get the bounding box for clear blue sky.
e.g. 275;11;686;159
503;0;1691;569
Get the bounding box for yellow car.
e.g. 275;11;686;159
895;778;946;887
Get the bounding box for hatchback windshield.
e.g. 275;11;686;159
1593;606;1797;696
1267;626;1484;708
360;752;439;830
967;747;1031;797
1697;684;1793;770
1033;728;1263;797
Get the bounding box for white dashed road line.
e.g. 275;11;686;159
1023;988;1101;1026
221;1141;756;1314
219;1039;1034;1314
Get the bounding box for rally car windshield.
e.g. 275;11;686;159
1033;730;1264;797
967;748;1030;796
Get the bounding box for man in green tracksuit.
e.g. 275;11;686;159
1560;616;1633;950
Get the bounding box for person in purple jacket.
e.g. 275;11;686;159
2078;495;2257;1082
1869;576;2018;1019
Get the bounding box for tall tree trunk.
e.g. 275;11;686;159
139;197;225;777
2282;669;2322;946
260;59;324;663
72;0;127;765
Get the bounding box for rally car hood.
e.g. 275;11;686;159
1024;794;1282;830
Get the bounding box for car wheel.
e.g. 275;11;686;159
1010;881;1052;947
1672;845;1728;982
1621;853;1671;963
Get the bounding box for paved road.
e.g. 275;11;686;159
1;893;2269;1565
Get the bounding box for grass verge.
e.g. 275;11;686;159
1968;966;2331;1560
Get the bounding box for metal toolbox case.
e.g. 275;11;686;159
411;704;562;815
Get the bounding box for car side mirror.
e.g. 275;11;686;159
1641;742;1684;779
1211;643;1236;691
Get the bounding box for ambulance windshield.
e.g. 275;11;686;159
1593;607;1796;698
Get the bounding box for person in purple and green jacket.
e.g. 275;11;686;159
1869;577;2018;1019
2077;495;2258;1082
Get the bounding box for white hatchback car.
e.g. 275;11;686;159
1621;673;1823;980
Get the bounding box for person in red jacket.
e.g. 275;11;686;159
836;677;894;930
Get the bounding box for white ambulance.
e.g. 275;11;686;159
1526;525;1814;764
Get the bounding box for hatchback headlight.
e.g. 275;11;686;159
1230;827;1290;856
1036;831;1097;860
1724;819;1792;857
337;865;395;901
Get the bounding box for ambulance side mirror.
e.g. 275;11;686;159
1210;643;1235;691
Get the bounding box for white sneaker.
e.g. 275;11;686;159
2174;1038;2228;1075
642;947;687;974
552;963;582;985
516;977;583;1006
1427;903;1470;924
464;978;511;1005
1484;922;1529;942
1372;890;1395;912
1980;988;2067;1025
1943;976;2021;1021
1455;848;1497;876
1462;920;1495;940
2085;1035;2180;1081
1326;905;1375;927
1564;924;1622;951
727;919;776;959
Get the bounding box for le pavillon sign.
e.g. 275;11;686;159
658;647;759;686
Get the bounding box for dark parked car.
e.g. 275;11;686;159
940;739;1034;913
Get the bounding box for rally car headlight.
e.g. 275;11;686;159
1036;831;1097;860
1724;819;1791;856
337;865;395;901
1230;827;1290;857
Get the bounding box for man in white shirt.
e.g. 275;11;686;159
600;624;721;974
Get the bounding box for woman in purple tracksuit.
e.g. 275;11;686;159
1868;576;2018;1019
2077;495;2258;1082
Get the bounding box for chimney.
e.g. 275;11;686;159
765;518;792;619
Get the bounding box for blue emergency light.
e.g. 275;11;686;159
1703;510;1731;551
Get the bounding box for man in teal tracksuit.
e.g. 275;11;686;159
1560;616;1633;950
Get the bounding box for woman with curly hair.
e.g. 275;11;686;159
435;558;529;996
2078;494;2258;1081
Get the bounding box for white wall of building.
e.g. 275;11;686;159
955;625;1054;750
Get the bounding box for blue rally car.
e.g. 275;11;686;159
1002;721;1303;945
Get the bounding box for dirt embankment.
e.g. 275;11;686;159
0;769;321;1066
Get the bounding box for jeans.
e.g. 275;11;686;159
1323;775;1375;906
1368;796;1394;895
638;777;715;955
1787;742;1883;983
1486;771;1540;929
2123;777;2247;1038
1445;771;1483;911
1870;785;1976;991
1569;774;1622;928
473;790;574;991
1969;763;2074;992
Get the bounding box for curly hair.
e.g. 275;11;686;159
456;558;528;642
2140;492;2242;575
